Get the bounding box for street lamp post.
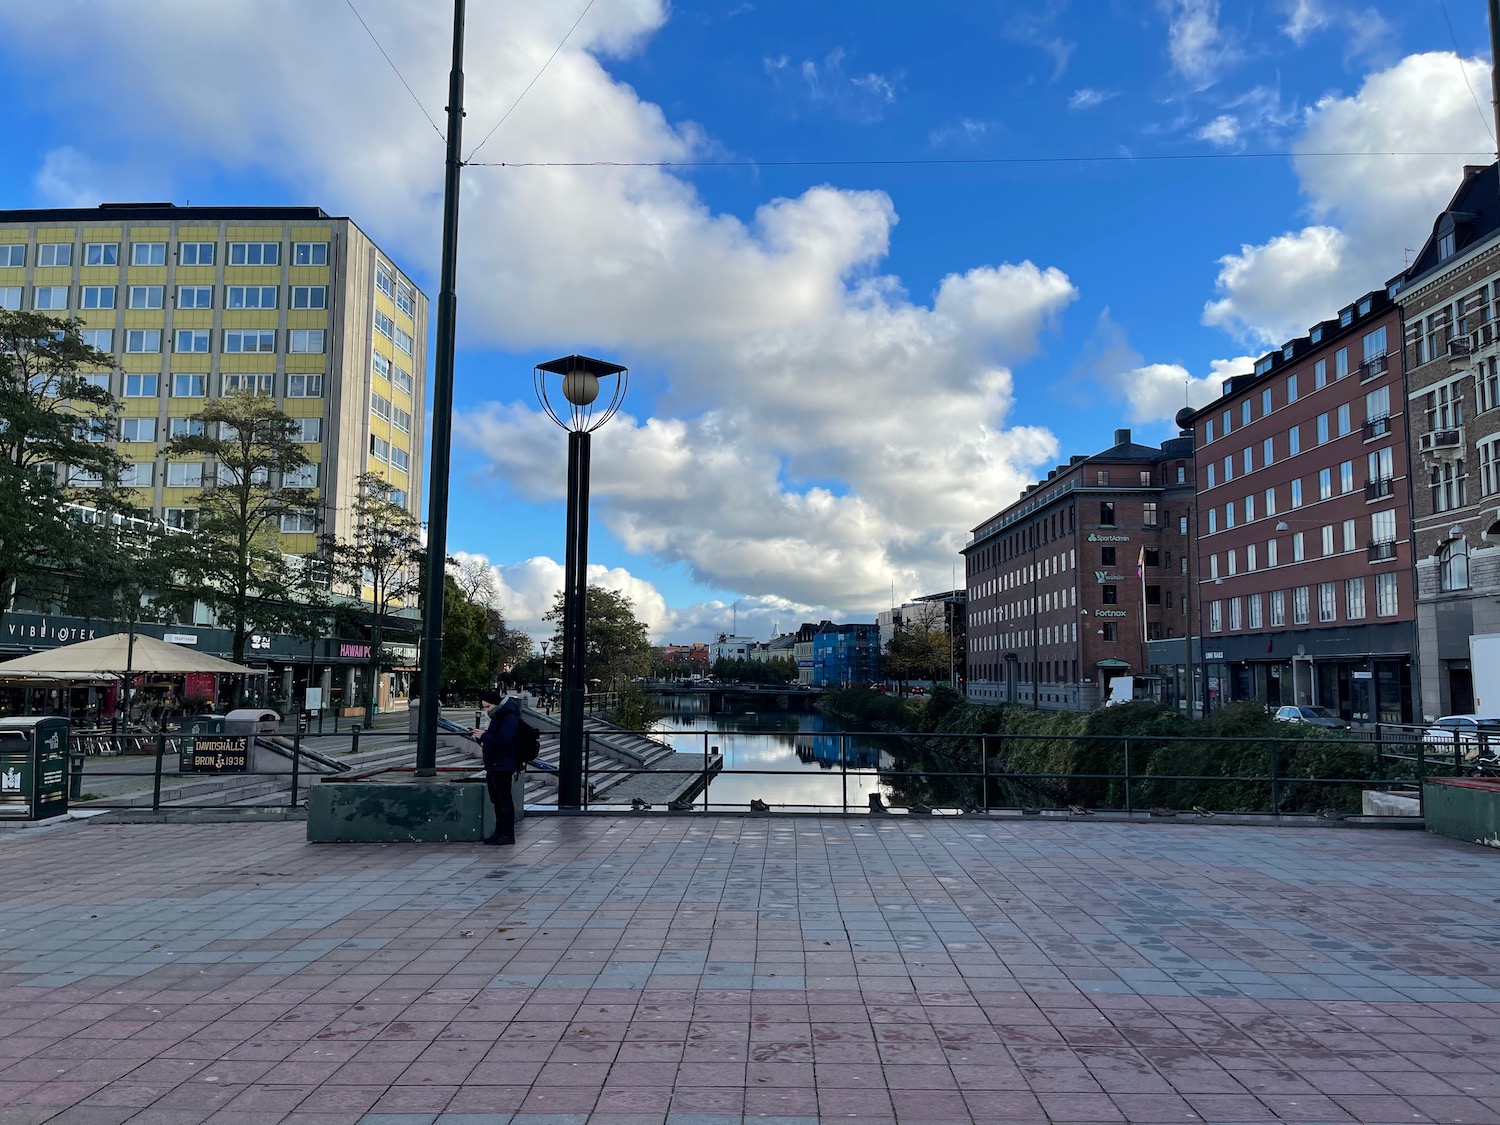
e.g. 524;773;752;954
536;355;627;809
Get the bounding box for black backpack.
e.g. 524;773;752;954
514;721;541;765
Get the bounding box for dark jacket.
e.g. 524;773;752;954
478;697;523;772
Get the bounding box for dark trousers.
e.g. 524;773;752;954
485;770;515;840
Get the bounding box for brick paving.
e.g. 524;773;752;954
0;817;1496;1124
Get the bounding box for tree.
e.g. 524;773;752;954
440;575;493;698
484;606;533;679
0;311;131;613
545;585;652;691
158;391;320;666
328;472;424;721
883;603;952;687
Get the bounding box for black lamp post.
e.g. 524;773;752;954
535;355;627;808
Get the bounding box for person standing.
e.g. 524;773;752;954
472;689;521;845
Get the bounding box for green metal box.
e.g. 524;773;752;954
1423;776;1500;850
0;717;70;821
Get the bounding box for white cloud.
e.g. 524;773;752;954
1085;312;1250;425
1068;88;1115;110
1202;51;1495;346
764;47;900;122
1281;0;1330;44
1195;114;1241;147
1280;0;1393;61
34;147;107;207
1163;0;1237;89
928;118;989;147
0;2;1080;620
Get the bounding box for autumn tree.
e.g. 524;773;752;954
545;585;652;691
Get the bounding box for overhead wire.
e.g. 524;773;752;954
343;0;446;143
1434;0;1495;142
465;0;599;164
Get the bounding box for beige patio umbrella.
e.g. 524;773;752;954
0;632;263;676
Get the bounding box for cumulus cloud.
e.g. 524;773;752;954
1202;51;1494;346
1195;114;1241;147
0;2;1080;620
1163;0;1237;89
1083;312;1249;426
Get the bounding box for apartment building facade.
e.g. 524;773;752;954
0;203;427;553
963;429;1193;710
1387;162;1500;719
1181;290;1416;723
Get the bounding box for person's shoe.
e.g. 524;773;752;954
631;797;652;810
482;834;515;845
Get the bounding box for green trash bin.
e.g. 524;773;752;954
0;717;70;821
178;715;226;735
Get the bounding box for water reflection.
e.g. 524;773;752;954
652;708;898;810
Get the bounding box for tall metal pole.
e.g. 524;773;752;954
1490;0;1500;160
1030;531;1039;711
558;430;591;807
416;0;467;776
1183;507;1193;717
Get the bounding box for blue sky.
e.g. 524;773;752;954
0;0;1494;642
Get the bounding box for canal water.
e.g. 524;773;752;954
649;694;902;810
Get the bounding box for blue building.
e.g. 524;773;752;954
812;622;880;688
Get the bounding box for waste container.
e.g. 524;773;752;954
178;714;226;735
0;717;70;820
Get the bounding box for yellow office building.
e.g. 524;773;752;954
0;203;427;550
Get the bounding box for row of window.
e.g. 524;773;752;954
2;241;329;269
1208;328;1389;443
6;283;333;312
372;310;415;355
94;371;328;400
1204;388;1392;489
99;417;323;443
1207;574;1400;630
1204;450;1398;534
1205;511;1398;578
370;350;416;395
70;461;322;489
159;498;402;535
73;327;328;355
370;436;411;471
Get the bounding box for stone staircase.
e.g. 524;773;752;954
519;709;681;804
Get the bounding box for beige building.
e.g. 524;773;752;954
0;203;426;551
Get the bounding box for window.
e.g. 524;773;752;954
1293;532;1305;562
1441;538;1470;591
168;418;205;438
1337;403;1351;437
122;374;157;398
1242;401;1252;426
288;329;325;354
227;285;277;309
1248;593;1263;628
1206;419;1215;442
391;489;407;507
1143;502;1158;527
1287;373;1298;402
376;265;395;297
1318;582;1337;622
396;281;416;317
1247;543;1257;571
1228;548;1238;575
1209;553;1219;578
0;287;19;310
1316;413;1329;444
1270;590;1285;626
1363;325;1388;362
1290;479;1303;508
1335;347;1349;379
120;462;153;488
1343;519;1356;552
80;285;114;309
392;406;412;433
1322;524;1335;556
67;465;104;489
1178;514;1188;534
1289;426;1301;455
1482;438;1500;496
280;511;320;534
0;245;24;267
1224;502;1235;529
392;365;414;394
119;418;156;442
33;286;68;310
1431;457;1468;512
1100;623;1118;641
165;462;204;488
1377;572;1399;617
293;242;328;266
290;285;326;309
374;310;394;338
1372;509;1397;545
1439;231;1457;260
372;351;390;380
1099;502;1115;526
1243;447;1253;475
172;373;207;397
179;242;215;266
293;418;322;442
1293;586;1310;624
286;373;323;398
84;242;118;266
77;329;112;354
163;508;196;530
221;373;274;395
131;243;166;266
1340;460;1354;494
1319;468;1332;500
391;446;410;471
1101;585;1118;605
1264;487;1276;517
128;285;163;310
1346;577;1366;619
393;326;415;356
371;392;391;420
371;435;390;462
175;329;210;353
1229;597;1242;630
1177;464;1186;484
1267;538;1278;567
37;243;72;267
1368;446;1394;491
1207;463;1216;488
228;242;279;266
1314;359;1327;389
1101;547;1116;565
124;330;161;353
223;330;275;353
177;286;213;309
1262;388;1273;416
1481;358;1500;413
1223;455;1233;482
1365;385;1390;425
282;464;319;487
1244;494;1255;522
1208;509;1217;534
215;463;269;487
1209;601;1222;632
1222;409;1232;435
1262;437;1273;467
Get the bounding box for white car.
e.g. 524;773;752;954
1273;705;1348;729
1423;715;1500;761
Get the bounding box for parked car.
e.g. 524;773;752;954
1273;705;1349;729
1423;715;1500;760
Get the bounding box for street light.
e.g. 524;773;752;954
536;354;628;809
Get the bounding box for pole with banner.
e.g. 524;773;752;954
1137;546;1147;680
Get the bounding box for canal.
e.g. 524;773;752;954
649;693;904;809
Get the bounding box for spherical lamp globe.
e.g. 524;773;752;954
561;368;600;406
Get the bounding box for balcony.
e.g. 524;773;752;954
1362;415;1391;441
1367;539;1398;562
1418;427;1464;461
1359;353;1390;382
1471;321;1500;358
1364;476;1396;501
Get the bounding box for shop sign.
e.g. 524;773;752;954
1095;571;1124;583
1352;670;1373;680
163;633;197;645
183;735;250;774
339;642;373;659
1094;609;1127;618
1205;650;1225;660
1087;533;1131;543
3;617;99;647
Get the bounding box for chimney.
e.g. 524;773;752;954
1114;428;1131;446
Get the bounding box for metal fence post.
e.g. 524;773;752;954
702;732;711;809
1374;722;1385;782
1123;736;1133;815
289;732;301;809
583;732;590;811
152;733;166;813
841;733;848;813
1416;737;1426;814
351;725;361;757
981;735;990;811
1270;740;1281;817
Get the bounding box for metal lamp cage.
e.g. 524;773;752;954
535;355;629;433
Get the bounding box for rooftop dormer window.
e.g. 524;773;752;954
1357;296;1372;316
1283;343;1295;359
1439;231;1456;260
1340;306;1353;327
1310;326;1323;343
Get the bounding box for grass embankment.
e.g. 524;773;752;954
821;687;1400;814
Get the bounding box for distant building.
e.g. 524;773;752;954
654;643;710;669
877;590;967;687
963;428;1193;710
709;633;759;663
811;622;879;688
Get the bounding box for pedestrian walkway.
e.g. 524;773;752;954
0;816;1496;1123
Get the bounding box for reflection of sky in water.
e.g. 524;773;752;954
652;706;899;810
